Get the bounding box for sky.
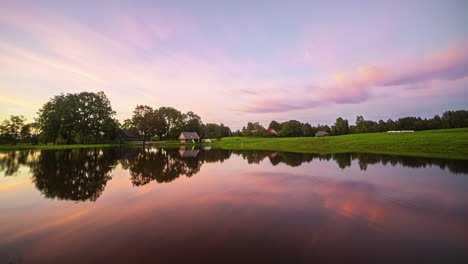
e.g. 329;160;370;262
1;0;467;129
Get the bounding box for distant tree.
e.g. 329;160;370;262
277;120;303;137
242;122;267;136
203;123;222;139
268;120;282;131
0;115;26;145
157;107;185;139
427;115;442;130
122;119;134;129
183;111;203;135
131;105;164;145
302;123;313;137
219;123;231;137
331;117;349;135
232;129;243;136
442;110;468;128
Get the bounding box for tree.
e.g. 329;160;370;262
37;91;118;144
203;123;222;139
0;115;26;145
75;92;118;143
442;110;468;128
183;111;203;135
277;120;302;137
302;123;313;137
268;120;282;131
131;105;164;145
219;123;231;137
331;117;349;135
242;122;267;136
157;107;185;139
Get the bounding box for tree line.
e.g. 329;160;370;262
234;110;468;137
1;90;467;145
0;91;231;145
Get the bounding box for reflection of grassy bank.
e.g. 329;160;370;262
210;128;468;160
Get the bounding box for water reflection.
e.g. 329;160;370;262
1;147;468;263
121;148;203;186
31;149;119;202
0;148;467;203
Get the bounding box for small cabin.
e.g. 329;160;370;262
315;131;330;137
178;132;200;143
117;129;140;142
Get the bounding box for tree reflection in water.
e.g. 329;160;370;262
0;147;467;202
0;150;36;176
31;149;119;202
121;147;203;186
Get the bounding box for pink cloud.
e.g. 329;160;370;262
241;42;468;113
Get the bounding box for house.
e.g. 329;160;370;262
315;131;330;137
266;129;277;134
117;129;140;142
178;132;200;143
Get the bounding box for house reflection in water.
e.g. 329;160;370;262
178;146;200;158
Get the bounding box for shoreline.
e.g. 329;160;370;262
1;128;467;160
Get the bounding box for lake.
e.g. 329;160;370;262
1;147;468;263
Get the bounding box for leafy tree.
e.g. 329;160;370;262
277;120;303;137
302;123;313;137
442;110;468;128
219;123;231;137
331;117;349;135
130;105;164;145
157;107;185;139
0;115;26;145
37;92;118;144
203;123;222;139
268;120;282;131
242;122;267;136
183;111;203;135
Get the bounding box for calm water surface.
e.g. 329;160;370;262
1;147;468;263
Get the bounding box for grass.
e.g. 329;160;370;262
210;128;468;160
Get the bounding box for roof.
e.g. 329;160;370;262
315;131;330;136
179;132;200;140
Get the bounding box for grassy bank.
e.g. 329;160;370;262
210;128;468;160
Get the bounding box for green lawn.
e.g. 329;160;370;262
211;128;468;160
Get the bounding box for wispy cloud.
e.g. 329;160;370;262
241;43;468;113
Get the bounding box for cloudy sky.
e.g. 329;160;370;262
1;0;467;129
